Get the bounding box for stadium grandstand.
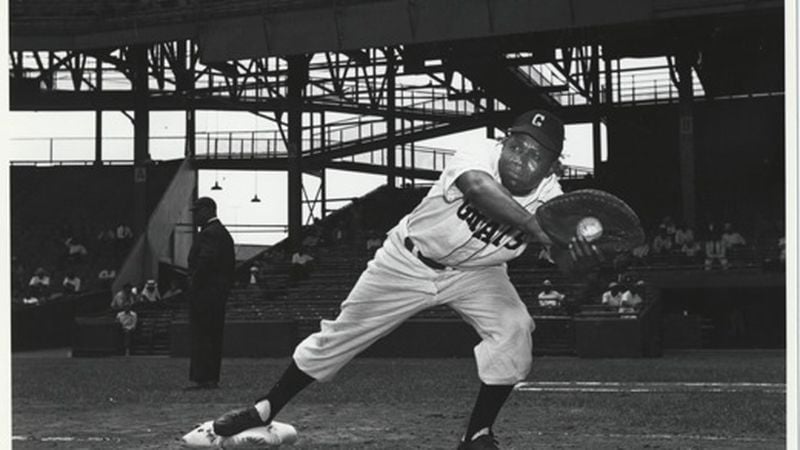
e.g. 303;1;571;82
8;0;792;448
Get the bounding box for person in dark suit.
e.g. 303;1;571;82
185;197;236;390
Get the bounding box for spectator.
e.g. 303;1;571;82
631;242;650;266
64;237;89;261
680;239;702;264
703;224;729;270
290;247;315;283
601;282;624;307
62;272;81;294
365;233;383;252
651;228;673;255
98;266;117;289
619;280;645;314
721;223;747;250
97;226;116;242
116;223;134;241
330;225;344;243
139;279;161;303
764;236;786;272
115;223;134;253
111;283;136;310
537;280;565;308
96;225;116;255
116;304;138;357
301;227;321;249
661;216;677;238
28;267;51;299
248;266;260;286
674;224;694;248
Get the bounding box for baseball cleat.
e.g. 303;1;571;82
457;432;500;450
181;419;298;448
213;406;267;437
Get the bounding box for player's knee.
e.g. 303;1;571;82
501;311;535;340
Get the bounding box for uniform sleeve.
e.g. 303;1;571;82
440;140;499;203
538;175;564;203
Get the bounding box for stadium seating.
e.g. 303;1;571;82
10;161;182;302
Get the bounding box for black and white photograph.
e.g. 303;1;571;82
5;1;797;449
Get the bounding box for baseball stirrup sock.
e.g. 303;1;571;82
257;360;315;422
464;383;514;441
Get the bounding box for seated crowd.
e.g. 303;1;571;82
12;221;136;306
629;215;781;271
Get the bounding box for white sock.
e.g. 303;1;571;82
465;427;490;442
254;399;271;422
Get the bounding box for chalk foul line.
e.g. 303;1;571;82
514;380;785;394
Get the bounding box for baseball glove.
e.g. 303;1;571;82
535;189;645;254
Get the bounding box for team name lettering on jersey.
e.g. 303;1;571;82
456;200;525;250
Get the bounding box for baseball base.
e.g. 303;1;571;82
181;420;298;448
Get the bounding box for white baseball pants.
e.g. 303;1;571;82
293;230;535;385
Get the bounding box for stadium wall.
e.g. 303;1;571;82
603;96;784;231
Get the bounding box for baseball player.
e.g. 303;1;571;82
209;109;601;449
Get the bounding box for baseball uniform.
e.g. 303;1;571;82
294;138;562;385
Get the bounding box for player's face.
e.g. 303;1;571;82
498;133;558;196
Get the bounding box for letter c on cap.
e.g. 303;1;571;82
531;113;545;127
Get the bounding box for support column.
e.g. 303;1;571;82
386;48;397;189
485;98;495;139
591;45;602;178
676;52;697;228
94;60;103;166
132;45;150;238
287;55;308;249
320;112;327;218
181;41;196;158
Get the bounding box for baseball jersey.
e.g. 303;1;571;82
403;138;562;269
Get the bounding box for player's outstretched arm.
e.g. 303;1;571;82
455;170;551;244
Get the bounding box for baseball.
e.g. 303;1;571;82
577;216;603;242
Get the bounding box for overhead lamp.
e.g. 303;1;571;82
211;171;223;190
251;171;260;203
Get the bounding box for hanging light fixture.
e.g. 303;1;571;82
251;172;261;203
211;171;223;190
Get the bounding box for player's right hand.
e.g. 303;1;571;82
551;236;605;274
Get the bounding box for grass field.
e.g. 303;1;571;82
12;349;786;449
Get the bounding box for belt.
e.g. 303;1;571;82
404;237;447;270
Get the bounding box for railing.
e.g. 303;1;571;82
333;144;456;172
8;135;186;164
11;159;134;167
560;165;594;179
174;222;289;238
9;133;593;180
515;61;708;106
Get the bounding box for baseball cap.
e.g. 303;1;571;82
191;196;217;211
508;109;565;156
543;279;552;286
